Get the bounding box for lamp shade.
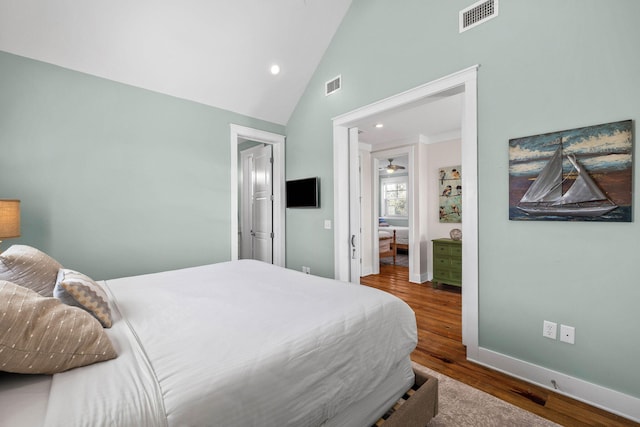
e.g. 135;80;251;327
0;200;21;239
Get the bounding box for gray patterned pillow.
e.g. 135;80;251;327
0;281;117;374
0;245;62;297
54;269;113;328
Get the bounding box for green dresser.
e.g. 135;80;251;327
432;238;462;288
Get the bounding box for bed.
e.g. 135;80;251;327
0;245;434;427
385;226;409;251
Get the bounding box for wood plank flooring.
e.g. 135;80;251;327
361;264;638;427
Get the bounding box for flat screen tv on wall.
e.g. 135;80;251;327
286;177;320;208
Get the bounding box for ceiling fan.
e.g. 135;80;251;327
382;158;405;173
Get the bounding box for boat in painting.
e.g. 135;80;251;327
517;139;617;217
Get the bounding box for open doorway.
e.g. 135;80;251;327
332;66;479;360
230;124;286;267
376;154;410;270
239;143;274;263
369;150;413;277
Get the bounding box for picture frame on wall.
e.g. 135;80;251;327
439;165;462;223
509;120;632;222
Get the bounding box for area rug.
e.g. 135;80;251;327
380;253;409;267
418;363;560;427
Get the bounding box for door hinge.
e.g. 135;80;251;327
270;232;274;239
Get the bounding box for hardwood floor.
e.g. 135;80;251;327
361;264;638;427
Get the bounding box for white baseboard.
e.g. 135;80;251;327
470;347;640;423
360;266;373;277
410;272;423;283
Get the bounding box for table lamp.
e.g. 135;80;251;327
0;199;21;247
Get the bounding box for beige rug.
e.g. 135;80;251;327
420;364;560;427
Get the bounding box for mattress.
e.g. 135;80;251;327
379;230;393;253
4;260;417;427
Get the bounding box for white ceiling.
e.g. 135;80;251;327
0;0;462;140
357;91;463;149
0;0;353;125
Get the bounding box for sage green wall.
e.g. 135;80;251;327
0;51;284;280
286;0;640;401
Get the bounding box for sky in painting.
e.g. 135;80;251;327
509;120;632;176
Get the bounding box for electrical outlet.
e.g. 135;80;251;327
560;324;575;344
302;266;311;274
543;321;557;339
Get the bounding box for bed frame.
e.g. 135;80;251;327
377;363;439;426
379;229;397;264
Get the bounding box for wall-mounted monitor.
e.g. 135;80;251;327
286;177;320;208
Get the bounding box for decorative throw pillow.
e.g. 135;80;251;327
54;269;113;328
0;245;62;297
0;281;117;374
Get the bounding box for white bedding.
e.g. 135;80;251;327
26;260;417;427
381;226;409;246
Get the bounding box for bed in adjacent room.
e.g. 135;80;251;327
379;229;397;264
0;245;437;427
386;226;409;251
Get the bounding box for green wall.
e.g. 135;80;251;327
2;0;639;409
286;0;640;401
0;51;284;280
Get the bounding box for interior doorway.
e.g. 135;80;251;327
332;66;479;359
370;150;413;278
230;124;286;267
240;143;274;263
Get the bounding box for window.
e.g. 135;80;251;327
381;176;408;217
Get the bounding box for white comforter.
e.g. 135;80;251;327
42;260;417;427
383;226;409;245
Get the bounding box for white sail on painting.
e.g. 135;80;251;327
517;139;617;217
509;121;632;222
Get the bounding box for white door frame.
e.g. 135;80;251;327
332;65;479;358
348;128;362;283
230;124;285;267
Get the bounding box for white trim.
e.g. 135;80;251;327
332;64;479;353
230;124;285;267
459;68;479;356
473;348;640;423
333;125;351;281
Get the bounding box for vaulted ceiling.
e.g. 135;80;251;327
0;0;462;143
0;0;353;125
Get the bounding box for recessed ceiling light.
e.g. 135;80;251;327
270;64;281;75
375;123;384;128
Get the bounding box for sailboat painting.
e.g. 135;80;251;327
509;120;632;222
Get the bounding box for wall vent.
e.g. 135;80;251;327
459;0;498;33
325;75;341;96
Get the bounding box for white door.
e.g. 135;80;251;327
241;144;273;263
348;128;361;283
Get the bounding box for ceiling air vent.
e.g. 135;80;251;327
459;0;498;33
325;75;341;96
